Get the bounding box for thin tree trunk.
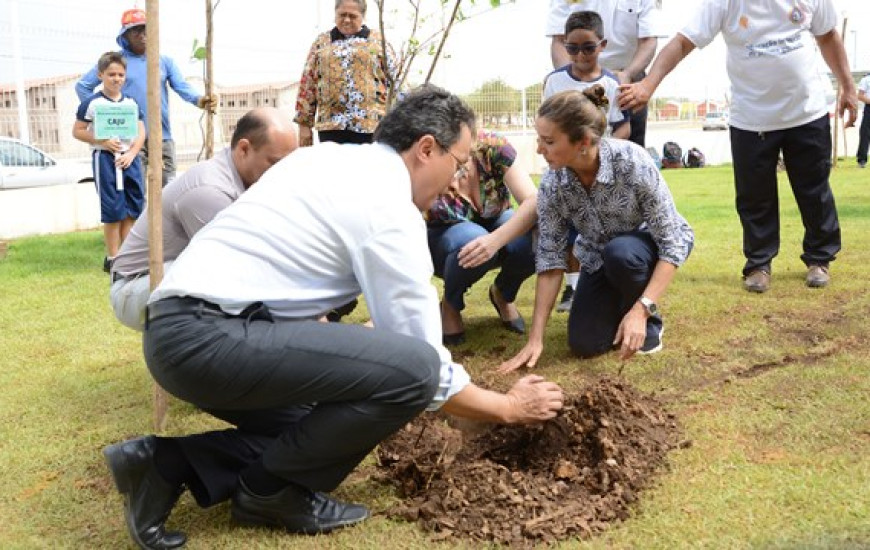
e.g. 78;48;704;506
424;0;462;84
204;0;214;159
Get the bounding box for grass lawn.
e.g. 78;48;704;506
0;163;868;549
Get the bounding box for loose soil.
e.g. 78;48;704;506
375;376;684;546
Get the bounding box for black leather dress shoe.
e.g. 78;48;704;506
103;436;187;550
232;478;369;534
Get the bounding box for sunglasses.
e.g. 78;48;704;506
564;39;604;56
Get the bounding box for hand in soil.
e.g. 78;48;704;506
614;306;646;360
504;374;563;423
497;339;543;374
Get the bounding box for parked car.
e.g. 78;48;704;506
0;137;93;190
702;111;729;131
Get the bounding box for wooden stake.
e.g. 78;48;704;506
204;0;214;159
146;0;169;432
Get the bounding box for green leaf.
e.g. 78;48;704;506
192;46;207;61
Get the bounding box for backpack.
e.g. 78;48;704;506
646;146;662;169
683;147;706;168
662;141;682;169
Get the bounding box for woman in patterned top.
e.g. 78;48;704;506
427;131;538;345
500;89;693;372
294;0;396;146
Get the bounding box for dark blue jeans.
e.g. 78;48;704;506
427;209;535;311
568;231;662;358
730;115;840;275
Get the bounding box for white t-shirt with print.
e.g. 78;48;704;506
680;0;837;132
545;0;666;72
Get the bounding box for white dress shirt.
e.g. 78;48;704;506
151;142;471;410
545;0;667;72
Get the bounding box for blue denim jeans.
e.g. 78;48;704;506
427;209;535;311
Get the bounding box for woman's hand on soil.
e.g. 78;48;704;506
614;305;647;360
497;341;543;374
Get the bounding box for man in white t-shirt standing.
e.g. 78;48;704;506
619;0;858;293
856;73;870;168
545;0;665;147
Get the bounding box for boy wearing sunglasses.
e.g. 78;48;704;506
544;11;630;140
543;10;631;313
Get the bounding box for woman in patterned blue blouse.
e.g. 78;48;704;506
500;88;694;372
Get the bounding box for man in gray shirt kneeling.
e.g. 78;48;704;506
109;107;298;330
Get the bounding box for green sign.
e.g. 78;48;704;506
93;103;139;140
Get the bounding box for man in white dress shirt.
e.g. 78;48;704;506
101;85;564;549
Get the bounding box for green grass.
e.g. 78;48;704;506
1;163;869;549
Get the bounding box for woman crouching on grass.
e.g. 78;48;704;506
499;88;694;373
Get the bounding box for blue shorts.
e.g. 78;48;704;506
92;150;145;223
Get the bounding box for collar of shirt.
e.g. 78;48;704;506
330;24;370;42
223;147;246;195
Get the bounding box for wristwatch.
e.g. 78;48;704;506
638;296;658;316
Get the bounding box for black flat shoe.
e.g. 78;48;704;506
442;331;466;346
103;436;186;550
488;285;525;334
232;479;369;534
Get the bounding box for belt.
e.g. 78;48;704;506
111;270;148;284
146;297;228;326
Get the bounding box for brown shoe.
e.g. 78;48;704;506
743;269;770;293
806;265;830;288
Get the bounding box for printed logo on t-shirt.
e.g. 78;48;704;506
746;29;805;58
789;6;805;24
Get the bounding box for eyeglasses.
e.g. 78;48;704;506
443;146;470;179
564;39;604;56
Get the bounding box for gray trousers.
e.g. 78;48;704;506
143;300;439;506
139;139;176;188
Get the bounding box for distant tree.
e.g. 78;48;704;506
463;79;522;128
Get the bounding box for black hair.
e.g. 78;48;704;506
565;10;604;39
373;84;476;153
231;109;273;149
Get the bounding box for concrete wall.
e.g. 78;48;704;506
0;182;100;240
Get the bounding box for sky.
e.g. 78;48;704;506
1;0;868;101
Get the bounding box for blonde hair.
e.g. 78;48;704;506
537;86;609;145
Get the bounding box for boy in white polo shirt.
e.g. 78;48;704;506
618;0;859;293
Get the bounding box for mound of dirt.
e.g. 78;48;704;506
375;376;684;546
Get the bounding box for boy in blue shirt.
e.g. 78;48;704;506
73;51;146;273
